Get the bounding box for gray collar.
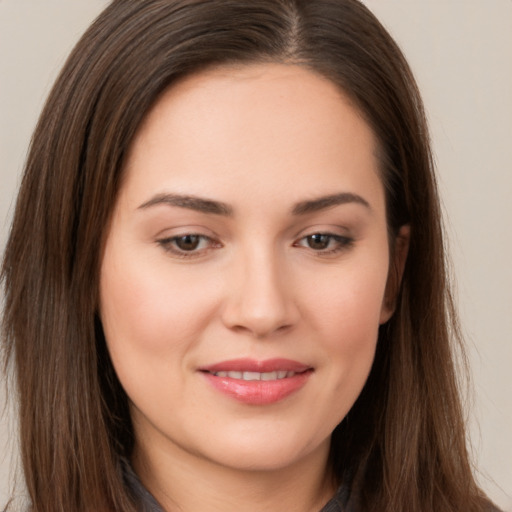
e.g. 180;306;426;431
121;458;352;512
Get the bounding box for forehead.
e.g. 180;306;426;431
121;62;383;214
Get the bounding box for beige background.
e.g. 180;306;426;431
1;1;511;509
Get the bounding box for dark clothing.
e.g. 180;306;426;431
122;458;163;512
122;459;501;512
122;458;353;511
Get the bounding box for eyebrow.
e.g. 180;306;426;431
137;191;371;216
291;192;371;215
138;193;233;216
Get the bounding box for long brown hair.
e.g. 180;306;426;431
1;1;496;510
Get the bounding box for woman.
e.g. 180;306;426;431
0;1;501;511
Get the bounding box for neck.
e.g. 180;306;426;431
132;436;336;512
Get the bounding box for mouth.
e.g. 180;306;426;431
199;358;313;405
206;370;300;380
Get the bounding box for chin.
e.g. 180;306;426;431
195;428;331;473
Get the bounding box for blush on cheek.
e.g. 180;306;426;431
314;282;385;337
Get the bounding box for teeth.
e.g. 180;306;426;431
212;370;297;380
243;371;261;381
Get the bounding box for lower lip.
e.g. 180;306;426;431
201;371;312;405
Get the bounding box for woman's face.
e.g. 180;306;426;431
100;63;398;474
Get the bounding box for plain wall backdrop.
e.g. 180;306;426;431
1;1;511;510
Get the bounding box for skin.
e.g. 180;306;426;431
99;63;409;512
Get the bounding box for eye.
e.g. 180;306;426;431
173;234;204;251
295;233;353;254
304;234;332;250
157;234;220;257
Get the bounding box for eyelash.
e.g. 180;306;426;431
157;232;354;258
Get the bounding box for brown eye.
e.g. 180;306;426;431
157;233;221;258
306;234;331;250
174;235;201;251
295;233;354;255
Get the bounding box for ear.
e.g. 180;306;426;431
380;224;410;324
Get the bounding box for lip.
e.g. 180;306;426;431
199;358;313;405
200;358;311;374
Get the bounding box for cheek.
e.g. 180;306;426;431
303;258;388;406
98;246;220;371
307;256;389;346
321;288;382;378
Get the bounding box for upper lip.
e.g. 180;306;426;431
199;358;312;374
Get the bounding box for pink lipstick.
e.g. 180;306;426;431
199;358;313;405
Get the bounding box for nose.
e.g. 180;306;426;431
220;248;299;338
